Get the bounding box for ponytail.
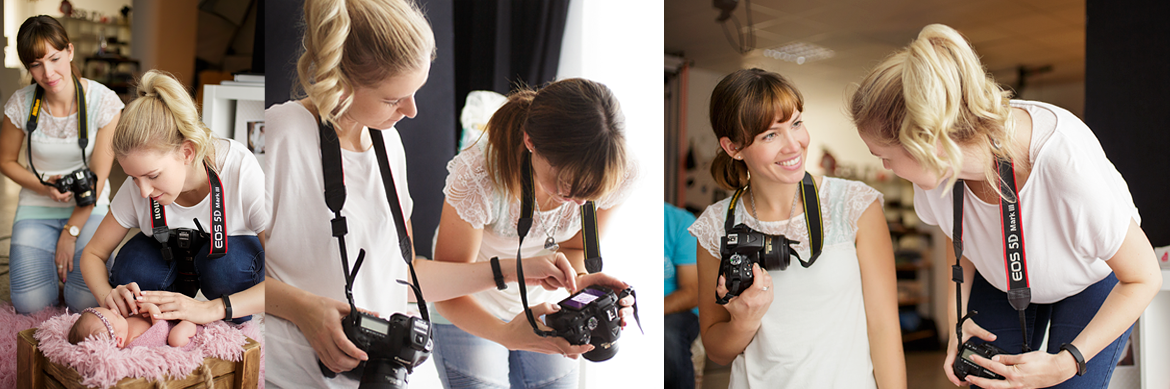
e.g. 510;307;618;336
113;70;218;172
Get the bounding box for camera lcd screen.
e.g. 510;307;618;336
960;347;976;361
361;316;389;335
563;288;606;310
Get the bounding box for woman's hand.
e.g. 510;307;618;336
136;290;225;325
575;272;637;328
511;252;577;292
500;302;594;358
54;231;76;281
964;350;1078;389
103;282;143;317
293;295;368;373
944;320;999;386
37;175;72;202
714;263;772;331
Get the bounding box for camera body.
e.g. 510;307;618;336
953;340;1007;381
54;167;97;206
156;227;208;298
321;310;433;389
545;286;632;362
718;223;799;301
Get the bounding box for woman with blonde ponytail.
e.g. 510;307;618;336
851;24;1160;388
79;70;266;328
430;78;638;389
264;1;584;387
691;68;904;388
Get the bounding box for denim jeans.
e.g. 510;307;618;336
9;215;104;314
108;232;264;323
432;323;578;389
967;271;1132;389
665;311;699;389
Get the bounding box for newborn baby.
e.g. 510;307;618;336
68;304;198;348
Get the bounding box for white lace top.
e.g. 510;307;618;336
4;79;123;209
440;140;637;321
689;177;883;389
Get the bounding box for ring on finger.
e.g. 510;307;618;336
762;286;769;291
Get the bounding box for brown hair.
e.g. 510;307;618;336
708;68;805;190
16;15;80;78
68;311;104;345
483;78;627;201
297;0;436;127
849;24;1020;198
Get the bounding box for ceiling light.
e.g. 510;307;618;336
762;42;835;65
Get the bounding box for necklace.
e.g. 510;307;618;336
748;185;802;237
536;194;563;251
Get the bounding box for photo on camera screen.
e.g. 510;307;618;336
563;288;606;310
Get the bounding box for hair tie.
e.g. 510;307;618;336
82;307;117;343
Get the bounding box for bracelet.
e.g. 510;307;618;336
221;294;233;321
490;256;507;290
1060;343;1086;376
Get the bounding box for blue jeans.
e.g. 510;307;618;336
432;323;578;389
968;271;1132;389
9;215;104;313
665;311;699;389
108;232;264;323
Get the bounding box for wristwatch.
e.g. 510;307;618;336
63;224;80;238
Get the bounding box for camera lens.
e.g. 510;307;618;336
758;235;789;271
583;341;618;362
359;359;409;389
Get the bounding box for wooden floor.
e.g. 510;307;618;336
698;350;954;389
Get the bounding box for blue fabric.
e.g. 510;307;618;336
431;323;578;389
665;311;700;389
108;232;264;323
664;203;697;298
967;271;1132;389
8;214;104;313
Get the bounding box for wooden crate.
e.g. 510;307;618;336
17;328;260;389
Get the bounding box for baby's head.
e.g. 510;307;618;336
68;307;129;347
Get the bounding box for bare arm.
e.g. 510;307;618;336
696;246;771;365
664;264;698;315
855;200;906;389
80;213;131;310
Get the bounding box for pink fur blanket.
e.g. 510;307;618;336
31;311;258;389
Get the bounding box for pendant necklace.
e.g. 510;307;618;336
537;194;563;251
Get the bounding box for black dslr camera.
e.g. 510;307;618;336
545;286;635;362
167;227;207;298
953;341;1007;381
717;223;800;304
320;311;433;389
54;168;97;206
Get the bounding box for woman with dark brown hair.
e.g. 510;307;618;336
692;68;905;388
431;78;639;389
0;15;122;314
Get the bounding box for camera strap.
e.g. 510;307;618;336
722;172;824;266
148;163;228;260
952;157;1032;353
317;120;429;321
25;75;89;186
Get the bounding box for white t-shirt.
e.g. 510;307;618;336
264;101;413;389
440;140;636;321
4;78;123;209
109;138;267;236
689;177;882;389
913;100;1137;303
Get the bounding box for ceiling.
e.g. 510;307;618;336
666;0;1086;88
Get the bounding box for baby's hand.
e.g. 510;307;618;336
137;301;163;323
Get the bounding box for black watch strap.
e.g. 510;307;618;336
1060;343;1086;376
490;256;507;290
221;294;233;321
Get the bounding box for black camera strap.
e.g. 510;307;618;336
317;120;429;322
952;157;1032;354
149;163;228;261
722;172;824;266
513;152;641;338
25;75;89;186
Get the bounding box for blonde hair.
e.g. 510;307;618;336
708;68;804;190
297;0;436;127
849;24;1022;199
113;70;218;171
483;79;628;202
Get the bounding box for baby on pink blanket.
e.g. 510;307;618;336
67;304;199;348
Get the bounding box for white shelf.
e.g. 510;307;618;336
1139;272;1170;389
201;83;264;139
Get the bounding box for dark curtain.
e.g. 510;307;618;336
264;0;456;259
453;0;570;146
1085;0;1170;246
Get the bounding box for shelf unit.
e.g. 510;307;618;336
1135;269;1170;388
